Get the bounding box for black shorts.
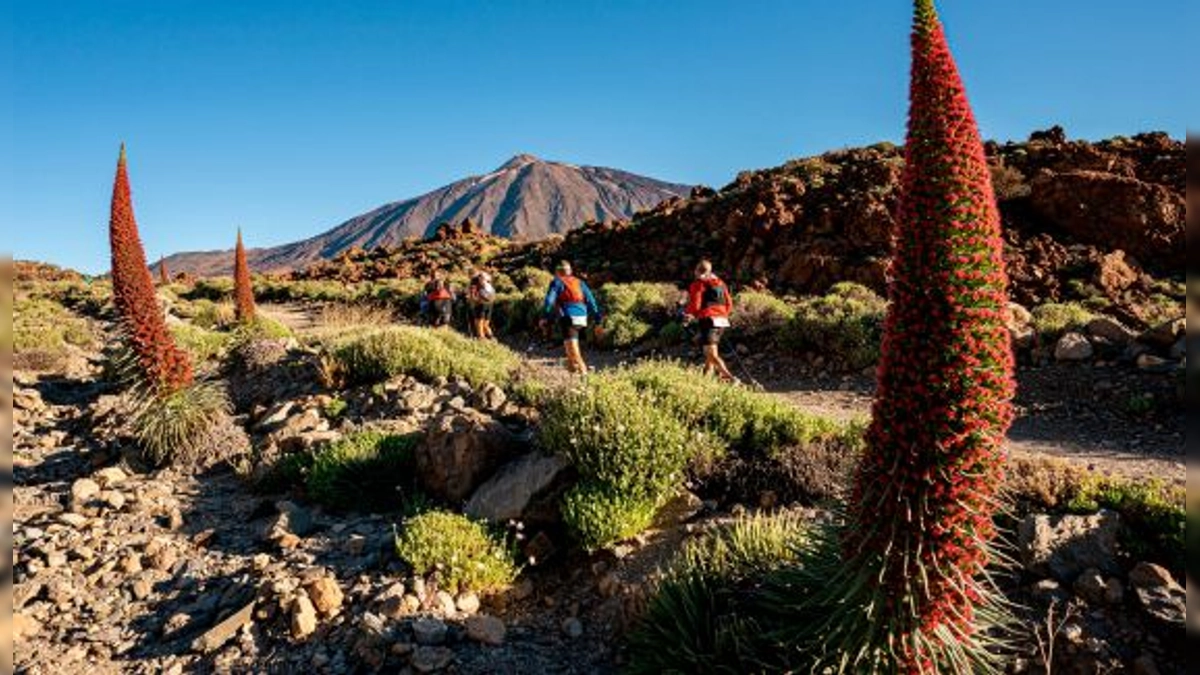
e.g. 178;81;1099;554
558;316;586;341
431;299;453;326
698;317;725;346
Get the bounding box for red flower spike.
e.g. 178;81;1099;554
109;144;194;393
233;228;256;323
840;0;1015;669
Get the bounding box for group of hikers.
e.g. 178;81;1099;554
419;259;738;382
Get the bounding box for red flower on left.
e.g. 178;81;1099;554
109;144;194;393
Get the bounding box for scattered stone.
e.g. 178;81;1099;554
464;452;569;522
93;466;129;489
464;615;506;645
471;383;508;412
435;590;457;616
305;577;345;617
562;617;583;639
1030;579;1069;605
1019;511;1121;582
655;490;704;527
1054;332;1094;361
1136;353;1169;371
59;512;89;529
13;612;42;641
455;592;481;616
1139;318;1184;349
99;490;127;511
131;577;155;600
192;600;256;654
412;617;448;646
1128;562;1185;628
1073;569;1112;605
148;545;178;573
70;478;101;512
1085;317;1137;345
290;595;319;639
411;645;455;673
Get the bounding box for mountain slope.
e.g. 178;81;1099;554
163;154;691;276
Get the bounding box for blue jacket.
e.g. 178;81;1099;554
543;275;602;320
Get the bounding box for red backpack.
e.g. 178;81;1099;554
557;275;585;305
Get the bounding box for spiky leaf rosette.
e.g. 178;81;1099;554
109;145;194;394
833;0;1017;671
233;229;256;323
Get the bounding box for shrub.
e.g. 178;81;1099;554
132;381;229;467
177;299;236;329
560;485;660;553
170;324;235;363
322;397;348;419
492;288;544;334
1067;476;1184;574
539;375;718;549
231;316;293;343
732;290;795;337
599;312;653;349
619;361;850;457
328;326;519;389
394;510;518;594
598;282;678;318
1030;302;1094;338
626;514;807;674
306;431;422;512
186;277;235;302
511;266;554;292
783;284;886;371
15;297;96;359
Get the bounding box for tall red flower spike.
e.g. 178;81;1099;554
158;256;170;285
841;0;1016;670
233;228;256;323
109;144;194;393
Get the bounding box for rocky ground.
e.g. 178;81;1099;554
11;303;1187;675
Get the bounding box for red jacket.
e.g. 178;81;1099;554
686;275;732;319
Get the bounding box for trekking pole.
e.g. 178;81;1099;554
726;339;765;391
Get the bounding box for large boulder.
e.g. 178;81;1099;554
464;452;570;522
1029;170;1184;272
416;411;524;502
1054;332;1094;362
1019;511;1121;582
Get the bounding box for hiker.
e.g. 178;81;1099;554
467;270;496;339
683;259;736;382
540;261;603;374
422;271;455;328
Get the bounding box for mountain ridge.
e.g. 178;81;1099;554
162;154;692;276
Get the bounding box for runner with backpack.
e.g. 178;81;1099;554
540;261;603;374
682;259;737;382
467;271;496;339
422;271;456;328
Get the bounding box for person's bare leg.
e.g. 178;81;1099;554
705;345;735;381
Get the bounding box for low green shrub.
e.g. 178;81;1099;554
783;284;886;371
626;514;807;674
539;374;718;550
599;282;678;318
232;316;293;342
511;266;554;292
322;397;348;419
394;510;518;594
170;324;235;363
619;361;851;457
328;326;519;388
560;485;661;553
15;297;96;356
307;431;422;512
1030;302;1095;338
732;290;795;337
176;298;235;329
184;277;235;301
1067;476;1185;573
600;312;653;349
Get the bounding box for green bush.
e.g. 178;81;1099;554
626;514;807;674
176;298;235;329
328;326;519;388
232;316;293;342
783;284;886;371
732;290;795;337
619;361;851;457
512;266;554;292
539;375;718;549
394;510;518;594
170;324;235;363
322;397;348;419
600;312;653;349
184;277;235;301
1030;302;1095;338
560;485;660;552
15;297;96;354
598;282;678;318
307;431;422;512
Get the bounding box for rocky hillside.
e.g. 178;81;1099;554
161;155;692;276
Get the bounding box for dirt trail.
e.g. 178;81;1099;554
261;302;1186;483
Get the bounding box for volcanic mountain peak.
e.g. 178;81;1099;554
498;153;542;170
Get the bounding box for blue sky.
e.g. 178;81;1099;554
5;0;1193;273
